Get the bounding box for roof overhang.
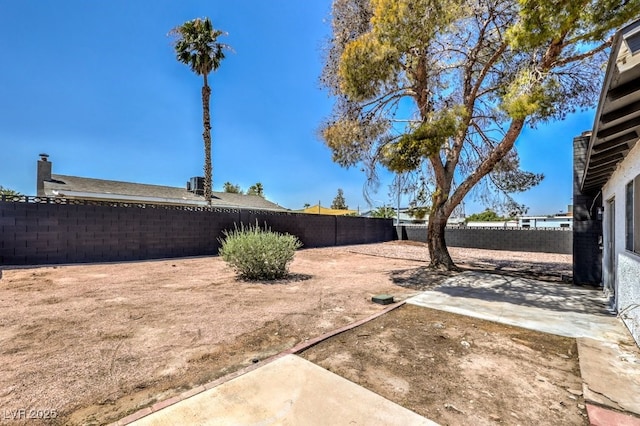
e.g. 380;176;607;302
581;19;640;193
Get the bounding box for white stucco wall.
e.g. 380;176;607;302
616;253;640;343
602;140;640;346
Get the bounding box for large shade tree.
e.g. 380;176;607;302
321;0;640;270
171;18;228;203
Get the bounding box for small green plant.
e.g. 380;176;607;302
218;222;302;280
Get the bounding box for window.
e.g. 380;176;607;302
560;223;570;228
623;27;640;55
625;177;640;253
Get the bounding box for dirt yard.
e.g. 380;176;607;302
0;241;579;425
301;304;587;425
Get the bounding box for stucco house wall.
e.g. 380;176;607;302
602;140;640;343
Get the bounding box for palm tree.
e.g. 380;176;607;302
0;185;20;200
247;182;264;198
170;18;228;203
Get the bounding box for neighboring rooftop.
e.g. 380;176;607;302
36;156;287;211
295;204;358;216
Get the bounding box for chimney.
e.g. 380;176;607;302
37;153;51;196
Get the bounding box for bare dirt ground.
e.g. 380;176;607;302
301;304;586;426
0;241;581;425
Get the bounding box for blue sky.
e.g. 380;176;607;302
0;1;596;215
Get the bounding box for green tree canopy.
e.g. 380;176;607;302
320;0;639;270
407;206;430;221
466;209;508;222
247;182;264;197
223;182;243;194
331;188;348;209
171;18;229;203
0;186;20;197
370;206;395;218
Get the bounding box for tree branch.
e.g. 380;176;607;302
553;39;611;68
445;118;525;217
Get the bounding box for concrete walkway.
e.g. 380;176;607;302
126;354;436;426
116;271;640;425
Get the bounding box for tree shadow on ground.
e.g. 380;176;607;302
458;257;572;283
390;266;610;316
389;267;458;290
390;256;572;292
434;271;611;316
238;273;314;285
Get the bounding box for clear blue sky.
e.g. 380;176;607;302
0;1;597;215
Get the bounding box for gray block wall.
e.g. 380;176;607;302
572;134;603;286
400;226;572;254
0;198;394;265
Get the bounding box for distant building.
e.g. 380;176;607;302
518;216;573;229
465;220;518;228
360;207;421;223
296;204;358;216
35;154;287;211
359;207;467;226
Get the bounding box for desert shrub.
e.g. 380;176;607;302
218;222;302;280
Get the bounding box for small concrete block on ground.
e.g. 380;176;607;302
129;354;436;426
372;294;394;305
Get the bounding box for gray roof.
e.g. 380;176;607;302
43;174;287;211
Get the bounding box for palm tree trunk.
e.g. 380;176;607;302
202;75;212;203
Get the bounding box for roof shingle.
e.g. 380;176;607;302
43;174;287;211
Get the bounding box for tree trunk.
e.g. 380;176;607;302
427;206;458;271
202;76;212;203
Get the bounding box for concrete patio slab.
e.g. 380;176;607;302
406;271;626;340
128;354;436;426
406;271;640;419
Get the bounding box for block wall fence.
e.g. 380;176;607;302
397;225;573;255
0;197;394;265
1;197;574;266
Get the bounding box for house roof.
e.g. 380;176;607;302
582;19;640;192
294;204;358;216
43;174;287;211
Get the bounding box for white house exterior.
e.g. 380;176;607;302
602;139;640;344
576;19;640;346
518;216;573;229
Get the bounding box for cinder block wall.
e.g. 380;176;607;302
572;134;603;286
400;226;572;254
0;199;394;265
